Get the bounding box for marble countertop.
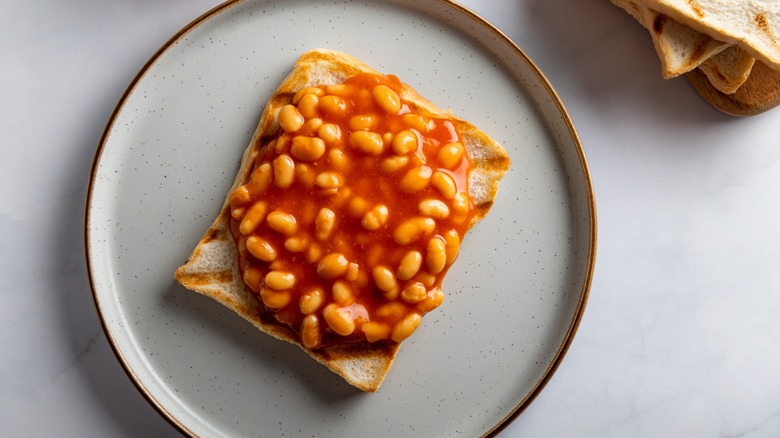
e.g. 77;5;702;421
4;0;780;436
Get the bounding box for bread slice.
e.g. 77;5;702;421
610;0;730;78
174;49;510;392
698;46;756;94
686;59;780;116
643;8;729;78
611;0;777;113
636;0;780;71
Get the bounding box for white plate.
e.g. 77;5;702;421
86;0;596;436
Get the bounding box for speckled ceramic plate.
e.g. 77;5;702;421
85;0;595;436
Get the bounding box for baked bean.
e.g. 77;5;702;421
413;271;436;287
362;322;391;342
299;117;323;136
266;211;298;236
278;104;304;133
265;271;296;290
376;302;406;320
431;171;457;199
347;196;369;217
372;265;398;293
391;130;418;155
417;288;444;313
300;314;322;349
328;149;349;170
348;114;378;131
323;303;355;336
315;208;336;240
273;154;295;188
349;131;384;155
317;253;349;279
333;187;352;205
380;155;409;173
284;236;309;253
397;250;422;280
357;88;372;105
443;229;460;264
399;166;432;193
315;172;343;189
239;201;268;235
265;138;278;153
231;207;245;221
418;199;450;219
295;163;316;188
361;204;389;231
290;136;326;161
371;85;402;113
452;192;470;219
246;236;277;262
346;262;359;282
242;265;264;292
299;287;325;315
246;162;273;196
393;217;436;245
292;87;325;104
297;93;319;119
332;280;355;306
317;123;341;144
260;287;292;310
319;95;347;115
326;83;355;96
229;185;251;207
402;113;432;133
401;282;427;304
426;236;447;274
274;136;289;154
391;313;422;342
306;242;323;263
382;132;393;147
385;288;400;301
437;142;465;169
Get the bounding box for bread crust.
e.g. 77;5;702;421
636;0;780;71
686;60;780;116
611;0;779;115
174;49;510;392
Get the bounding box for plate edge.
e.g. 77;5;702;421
83;1;249;436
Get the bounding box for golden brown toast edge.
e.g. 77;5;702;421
686;60;780;117
174;48;510;392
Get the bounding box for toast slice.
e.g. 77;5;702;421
610;0;730;78
636;0;780;71
174;49;510;392
686;59;780;116
611;0;780;114
698;46;756;95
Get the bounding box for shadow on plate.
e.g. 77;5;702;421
162;281;363;404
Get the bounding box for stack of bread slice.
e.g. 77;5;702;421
611;0;780;116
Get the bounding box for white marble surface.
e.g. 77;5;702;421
3;0;780;436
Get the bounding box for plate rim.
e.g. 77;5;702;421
83;0;597;436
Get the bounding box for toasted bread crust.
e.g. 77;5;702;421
686;60;780;116
175;49;510;392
